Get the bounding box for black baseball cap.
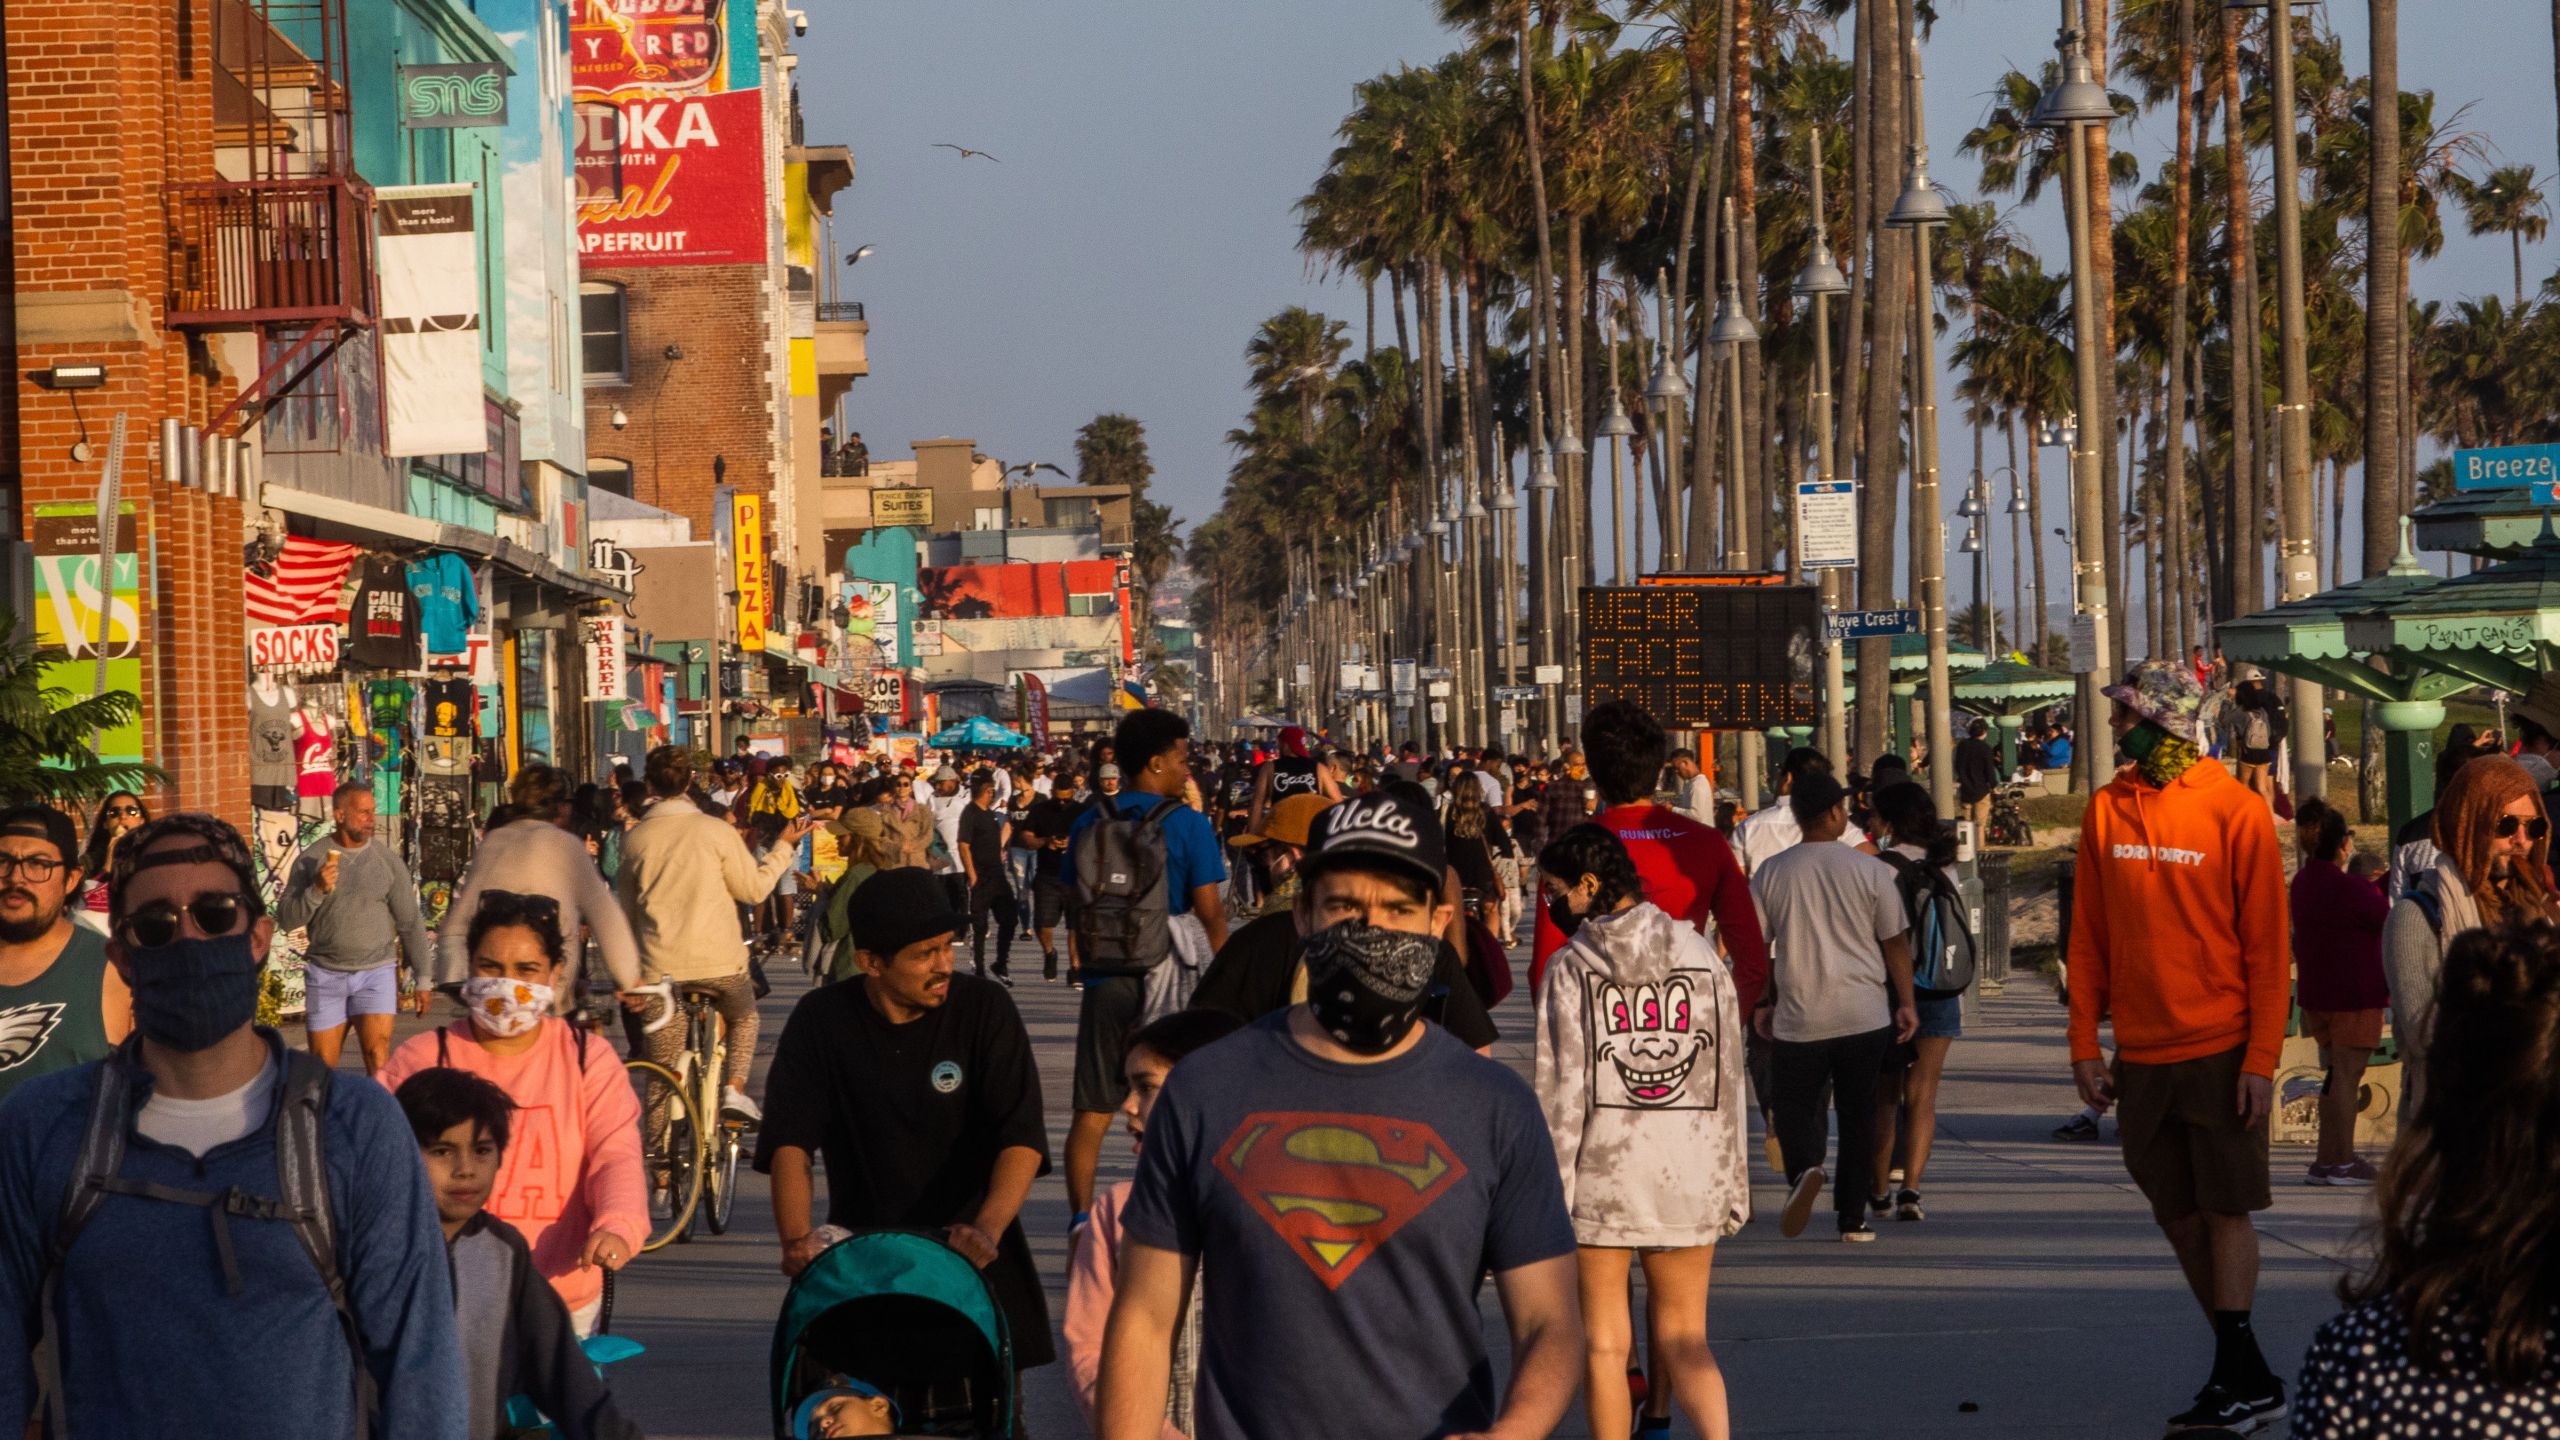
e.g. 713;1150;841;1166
1301;791;1446;893
846;867;968;958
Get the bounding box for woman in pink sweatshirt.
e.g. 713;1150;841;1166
380;889;648;1333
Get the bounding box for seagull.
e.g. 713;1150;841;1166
1005;461;1069;487
933;143;1001;163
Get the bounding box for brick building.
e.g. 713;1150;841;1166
3;0;252;820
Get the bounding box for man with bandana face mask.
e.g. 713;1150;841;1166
0;813;465;1438
1099;789;1584;1440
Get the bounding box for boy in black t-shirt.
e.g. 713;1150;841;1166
956;775;1017;985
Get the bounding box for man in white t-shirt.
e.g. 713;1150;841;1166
1749;772;1917;1244
926;765;971;908
1735;746;1872;875
1670;749;1714;820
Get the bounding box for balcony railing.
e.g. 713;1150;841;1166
816;300;866;323
167;175;375;328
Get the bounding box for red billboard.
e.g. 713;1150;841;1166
571;0;732;101
574;89;767;267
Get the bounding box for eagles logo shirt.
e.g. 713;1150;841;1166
1120;1012;1574;1440
0;926;113;1106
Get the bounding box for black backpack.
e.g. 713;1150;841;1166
1072;796;1181;976
38;1038;373;1438
1879;852;1976;1002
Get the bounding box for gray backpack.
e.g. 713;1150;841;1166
37;1040;372;1438
1072;796;1180;976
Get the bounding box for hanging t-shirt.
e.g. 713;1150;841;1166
346;556;419;670
294;709;337;799
1119;1014;1576;1440
407;553;478;656
423;679;475;740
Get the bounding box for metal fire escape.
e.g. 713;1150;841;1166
166;0;375;436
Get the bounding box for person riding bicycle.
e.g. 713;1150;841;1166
380;889;647;1336
617;746;811;1125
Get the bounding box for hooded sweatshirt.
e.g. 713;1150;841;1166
1534;902;1750;1247
2066;757;2289;1077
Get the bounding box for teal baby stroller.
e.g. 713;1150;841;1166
771;1230;1017;1438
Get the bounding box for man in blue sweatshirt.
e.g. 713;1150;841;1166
0;813;466;1439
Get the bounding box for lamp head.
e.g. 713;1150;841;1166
1792;246;1850;298
1645;354;1690;406
1960;525;1983;555
1708;294;1761;346
1595;391;1638;439
1527;449;1559;494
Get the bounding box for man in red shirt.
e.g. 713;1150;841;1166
1531;702;1766;1022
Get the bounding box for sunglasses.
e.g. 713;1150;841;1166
119;892;249;949
105;806;144;820
2497;815;2551;841
477;889;563;925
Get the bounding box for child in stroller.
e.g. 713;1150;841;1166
792;1377;899;1437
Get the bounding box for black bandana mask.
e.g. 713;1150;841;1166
1300;919;1439;1053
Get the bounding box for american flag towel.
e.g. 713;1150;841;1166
244;537;361;626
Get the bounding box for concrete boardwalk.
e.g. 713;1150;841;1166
578;955;2365;1439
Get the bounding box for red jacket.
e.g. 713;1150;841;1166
2067;760;2289;1076
1530;803;1768;1006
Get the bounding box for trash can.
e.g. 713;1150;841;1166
1978;850;2011;995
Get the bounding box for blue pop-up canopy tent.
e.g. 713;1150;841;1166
928;715;1031;750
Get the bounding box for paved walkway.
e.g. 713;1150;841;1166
538;952;2370;1439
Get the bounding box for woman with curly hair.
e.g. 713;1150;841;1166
2296;916;2560;1431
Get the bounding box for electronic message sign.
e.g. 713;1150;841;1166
1579;583;1819;730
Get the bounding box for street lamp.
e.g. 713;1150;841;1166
1887;33;1956;814
2030;0;2118;784
1596;338;1639;584
1793;120;1851;764
1646;268;1690;572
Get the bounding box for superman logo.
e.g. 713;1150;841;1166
1214;1112;1468;1290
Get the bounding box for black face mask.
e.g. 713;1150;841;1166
128;931;264;1052
1546;892;1585;938
1301;920;1438;1054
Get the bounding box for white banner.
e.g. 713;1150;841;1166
584;613;627;695
376;185;485;458
248;623;339;674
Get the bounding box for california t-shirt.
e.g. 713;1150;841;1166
345;557;419;670
1119;1014;1575;1440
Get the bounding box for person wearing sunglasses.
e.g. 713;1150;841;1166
379;889;646;1337
2385;751;2560;1111
0;812;466;1437
2065;660;2293;1434
0;805;131;1105
72;792;149;936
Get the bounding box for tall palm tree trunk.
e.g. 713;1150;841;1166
1855;0;1910;765
2027;407;2051;663
2008;416;2027;645
2166;0;2197;661
2219;6;2264;617
2085;0;2127;669
1687;0;1740;567
1733;0;1768;568
2364;0;2401;581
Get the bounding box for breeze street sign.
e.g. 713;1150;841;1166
1824;608;1920;642
2454;443;2560;491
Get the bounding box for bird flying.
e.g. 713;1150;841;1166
934;143;1001;163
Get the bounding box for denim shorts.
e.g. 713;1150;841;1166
1914;993;1964;1040
303;963;399;1030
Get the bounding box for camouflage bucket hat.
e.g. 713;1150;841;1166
2101;659;2204;743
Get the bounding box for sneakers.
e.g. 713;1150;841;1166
1838;1220;1877;1243
1042;952;1059;982
2167;1379;2286;1434
720;1088;763;1125
2306;1157;2379;1187
2054;1112;2103;1142
1868;1192;1895;1218
1780;1168;1826;1238
1895;1189;1926;1221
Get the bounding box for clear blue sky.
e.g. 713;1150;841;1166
800;0;2548;623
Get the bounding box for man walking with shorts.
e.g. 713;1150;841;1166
2069;661;2290;1433
277;782;433;1075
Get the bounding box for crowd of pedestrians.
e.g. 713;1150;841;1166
17;652;2560;1438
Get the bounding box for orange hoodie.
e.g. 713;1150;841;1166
2066;757;2290;1076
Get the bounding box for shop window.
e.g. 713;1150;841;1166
581;282;629;384
589;457;634;498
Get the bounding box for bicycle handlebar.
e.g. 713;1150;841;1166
626;980;683;1035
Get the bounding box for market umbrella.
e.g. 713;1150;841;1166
928;715;1030;750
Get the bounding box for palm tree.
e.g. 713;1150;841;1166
0;610;161;805
1073;414;1156;497
2448;164;2551;306
1246;307;1352;443
1953;257;2074;658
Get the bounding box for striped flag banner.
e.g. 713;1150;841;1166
245;537;362;627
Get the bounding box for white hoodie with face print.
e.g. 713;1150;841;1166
1533;900;1751;1246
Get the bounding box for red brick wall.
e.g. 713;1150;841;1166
580;264;778;539
7;0;250;827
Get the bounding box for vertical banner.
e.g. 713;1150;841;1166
31;503;144;764
865;580;901;665
1023;672;1051;752
376;185;485;457
584;613;627;694
732;492;767;652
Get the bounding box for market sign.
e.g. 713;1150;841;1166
872;486;933;528
584;613;628;694
1579;583;1819;730
400;63;507;128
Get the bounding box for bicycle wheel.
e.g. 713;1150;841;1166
628;1059;702;1252
703;1124;743;1234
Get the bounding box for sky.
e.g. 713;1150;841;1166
799;0;2555;631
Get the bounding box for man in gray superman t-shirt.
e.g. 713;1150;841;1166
1093;790;1580;1440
